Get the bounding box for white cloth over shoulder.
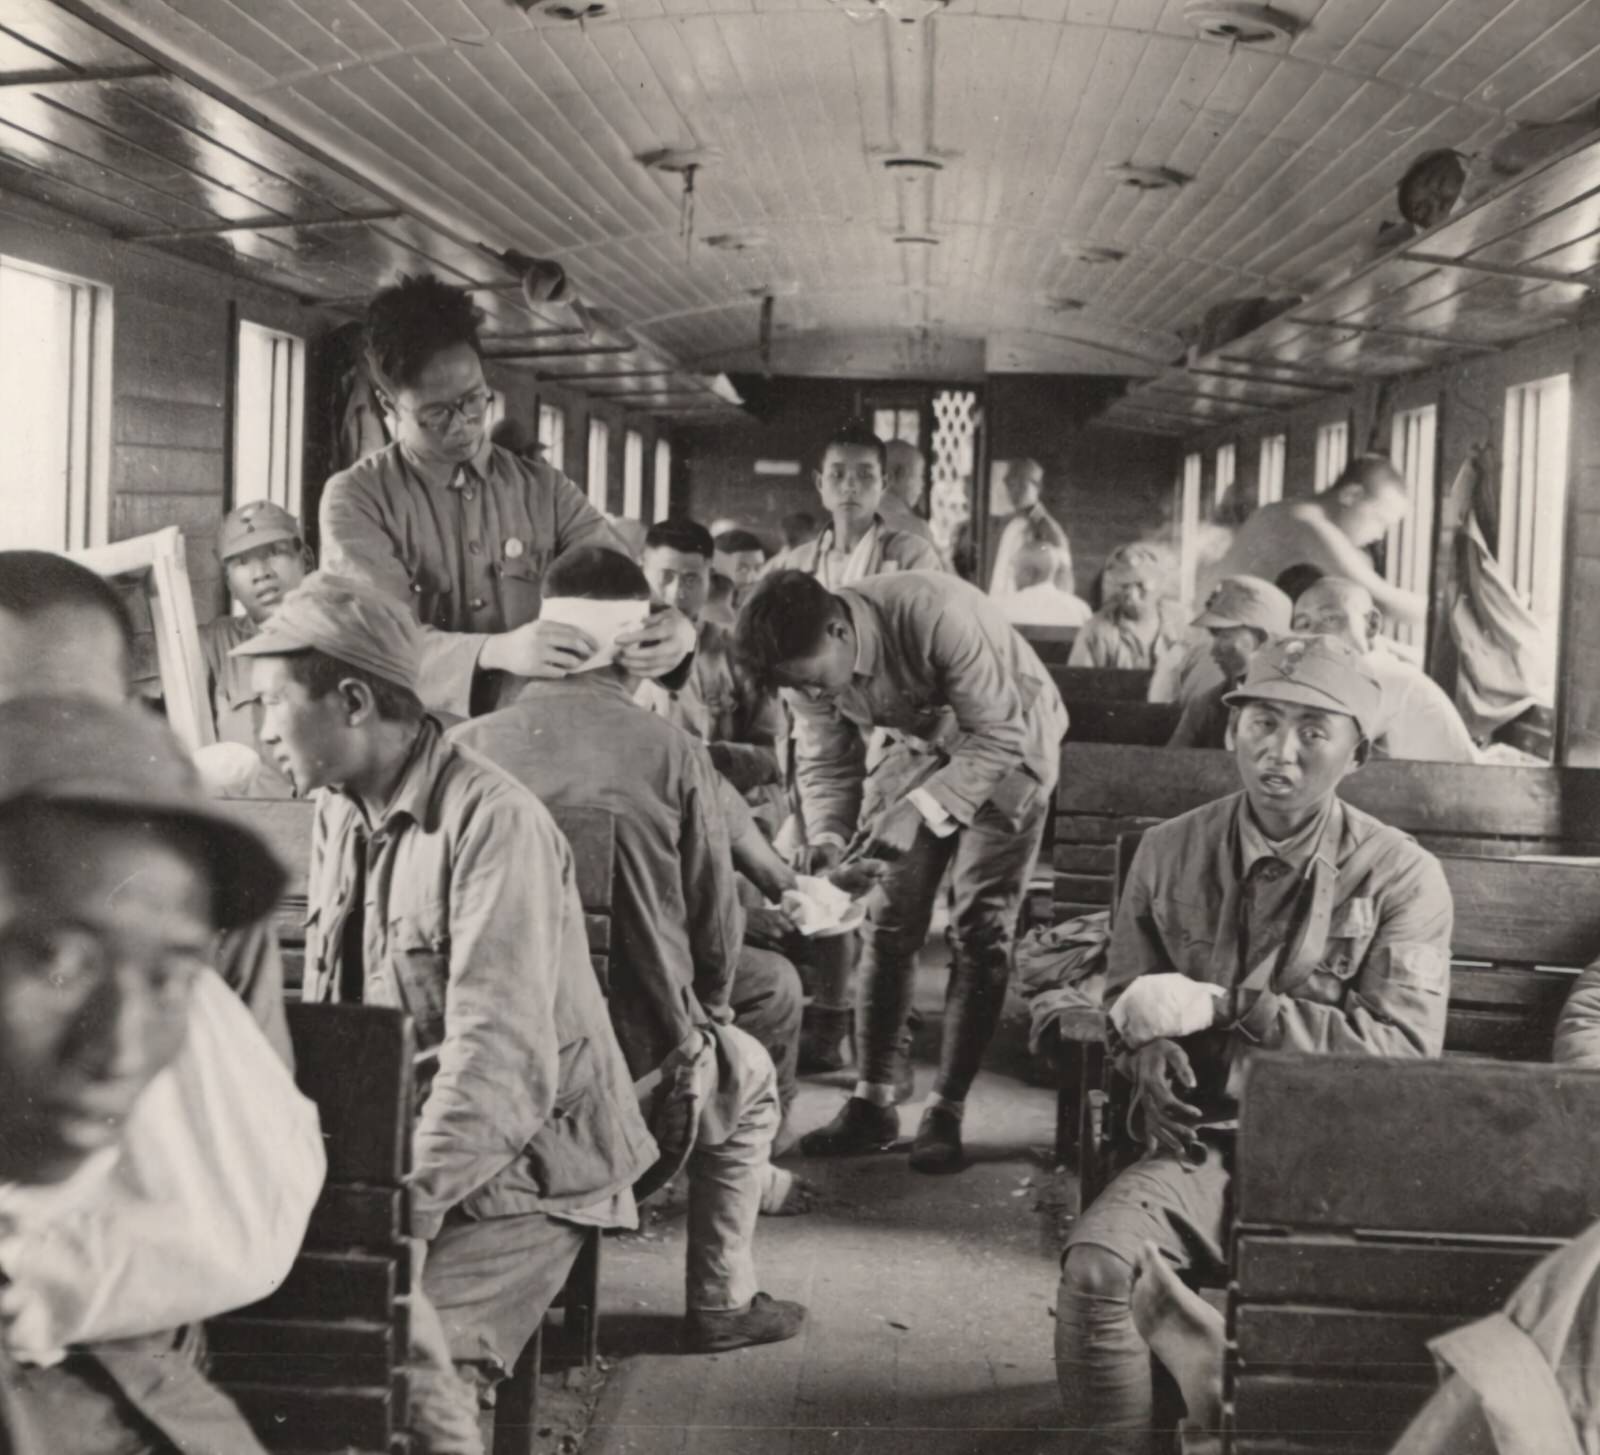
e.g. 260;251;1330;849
0;968;326;1364
1109;972;1224;1050
539;596;651;672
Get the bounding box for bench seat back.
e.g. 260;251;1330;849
1227;1055;1600;1454
211;1004;415;1454
1051;743;1600;918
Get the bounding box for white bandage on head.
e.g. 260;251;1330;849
539;596;652;671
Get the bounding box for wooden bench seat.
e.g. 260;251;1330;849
1048;743;1600;919
1061;698;1182;746
1048;666;1152;704
1016;624;1078;666
210;1004;416;1454
1066;852;1600;1204
1226;1055;1600;1453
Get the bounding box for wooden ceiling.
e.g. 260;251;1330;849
12;0;1600;395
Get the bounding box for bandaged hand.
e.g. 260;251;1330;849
1109;974;1225;1051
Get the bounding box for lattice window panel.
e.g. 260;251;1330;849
929;389;979;553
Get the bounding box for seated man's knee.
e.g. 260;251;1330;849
1062;1244;1135;1302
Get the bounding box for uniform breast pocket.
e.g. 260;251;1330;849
390;907;451;1035
1308;898;1377;1000
497;553;547;621
1150;895;1216;977
409;559;456;630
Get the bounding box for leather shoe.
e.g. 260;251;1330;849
799;1095;899;1156
908;1106;965;1174
683;1292;806;1352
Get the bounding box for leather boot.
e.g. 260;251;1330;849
683;1293;807;1352
798;1004;851;1074
799;1095;900;1156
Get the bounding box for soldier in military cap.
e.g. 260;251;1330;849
1054;634;1454;1453
200;499;313;794
233;573;656;1414
1068;542;1188;670
1167;574;1292;749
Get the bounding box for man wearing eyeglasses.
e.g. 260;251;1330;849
319;274;695;718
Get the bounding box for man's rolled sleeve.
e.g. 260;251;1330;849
917;608;1031;825
789;691;867;843
1233;854;1452;1058
409;802;565;1239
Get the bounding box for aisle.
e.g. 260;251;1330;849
580;980;1071;1455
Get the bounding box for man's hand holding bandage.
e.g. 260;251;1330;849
1109;973;1226;1051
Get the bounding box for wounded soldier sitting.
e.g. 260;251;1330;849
1053;635;1454;1454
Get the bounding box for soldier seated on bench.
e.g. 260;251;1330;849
1055;635;1453;1454
1166;575;1291;749
1291;576;1478;763
235;575;658;1416
453;547;812;1350
1129;1215;1600;1454
1067;543;1186;671
0;696;323;1454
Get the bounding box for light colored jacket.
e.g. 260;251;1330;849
319;439;622;717
302;719;656;1239
787;572;1068;843
764;517;945;583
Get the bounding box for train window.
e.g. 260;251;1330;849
623;429;644;518
1313;420;1350;492
1502;374;1572;674
1386;405;1438;652
538;403;566;472
0;256;108;550
587;417;610;510
653;438;672;522
1213;443;1236;515
872;408;920;447
234;320;305;517
1178;451;1202;604
1258;434;1286;506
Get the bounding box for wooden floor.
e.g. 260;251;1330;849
581;958;1071;1455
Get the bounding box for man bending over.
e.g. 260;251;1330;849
736;569;1067;1174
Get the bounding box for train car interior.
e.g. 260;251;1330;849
5;1;1600;1452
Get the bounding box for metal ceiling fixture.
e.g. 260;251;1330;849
1183;3;1304;46
1061;242;1127;264
1043;295;1086;312
892;234;941;246
515;0;611;20
826;0;951;24
642;146;724;263
883;155;945;173
703;229;771;252
1106;163;1189;191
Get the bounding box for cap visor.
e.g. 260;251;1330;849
26;785;288;929
1192;609;1243;630
222;527;298;559
1222;681;1360;726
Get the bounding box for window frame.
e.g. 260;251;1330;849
0;253;112;551
653;437;672;521
1386;403;1439;654
232;317;306;518
1178;451;1202;604
586;416;611;511
1500;372;1572;682
622;428;645;518
538;402;566;472
1213;442;1236;516
1313;418;1350;493
1257;432;1286;506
